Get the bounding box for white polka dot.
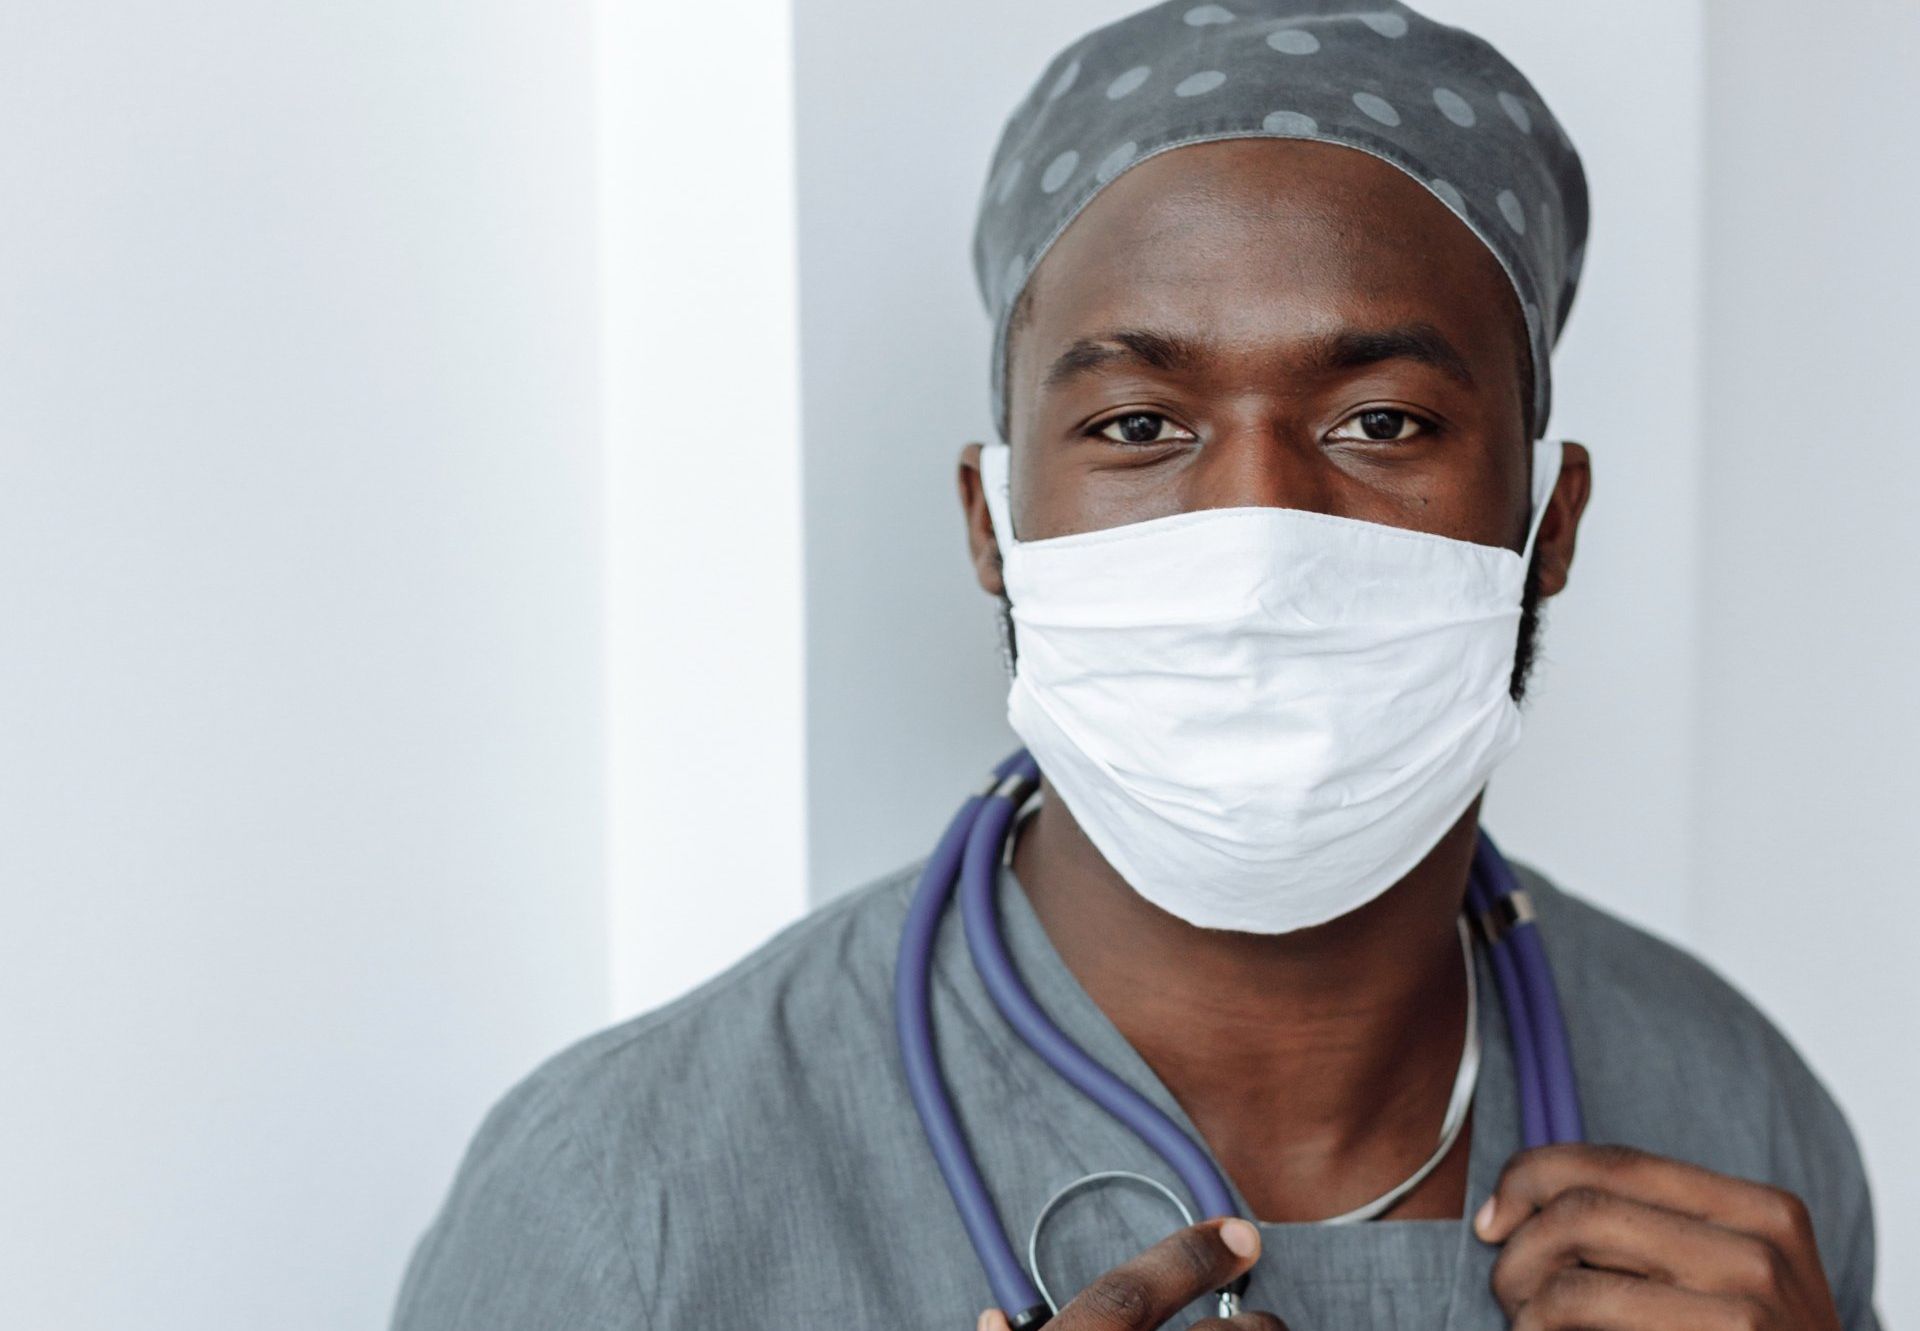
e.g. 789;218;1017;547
1175;69;1227;97
1432;87;1475;127
1046;58;1080;101
1498;91;1533;133
1358;12;1408;37
1262;109;1318;134
1352;91;1400;126
1041;150;1080;193
1184;3;1235;24
995;158;1024;204
1106;65;1152;99
1095;141;1138;183
1429;178;1466;213
1497;188;1527;233
1267;28;1320;54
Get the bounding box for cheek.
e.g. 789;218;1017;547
1323;448;1524;547
1014;451;1188;540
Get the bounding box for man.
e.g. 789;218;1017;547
391;3;1880;1328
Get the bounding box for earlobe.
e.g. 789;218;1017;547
957;442;1007;598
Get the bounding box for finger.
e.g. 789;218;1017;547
1507;1266;1765;1331
1490;1185;1798;1311
1055;1217;1261;1331
977;1311;1012;1331
1477;1143;1815;1249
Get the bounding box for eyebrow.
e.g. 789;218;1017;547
1039;321;1478;392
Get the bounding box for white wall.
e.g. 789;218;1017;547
600;0;810;1019
1697;0;1920;1320
0;4;606;1328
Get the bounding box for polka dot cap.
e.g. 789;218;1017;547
971;0;1589;441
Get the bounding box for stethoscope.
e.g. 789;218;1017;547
894;747;1584;1331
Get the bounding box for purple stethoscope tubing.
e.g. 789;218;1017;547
894;748;1582;1330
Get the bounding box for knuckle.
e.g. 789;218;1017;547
1508;1275;1565;1331
1534;1266;1607;1320
1727;1233;1788;1295
1545;1184;1609;1223
1760;1186;1812;1239
1488;1253;1527;1311
1721;1293;1772;1331
1510;1301;1551;1331
1495;1145;1544;1192
1081;1273;1156;1330
1585;1143;1644;1179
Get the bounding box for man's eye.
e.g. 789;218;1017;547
1093;411;1192;445
1328;408;1430;442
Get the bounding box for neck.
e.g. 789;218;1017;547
1009;776;1482;1222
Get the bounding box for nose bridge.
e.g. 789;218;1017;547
1185;419;1335;516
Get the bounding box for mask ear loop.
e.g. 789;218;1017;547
981;442;1020;678
979;441;1017;549
1519;438;1564;567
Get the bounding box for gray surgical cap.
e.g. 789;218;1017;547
972;0;1589;441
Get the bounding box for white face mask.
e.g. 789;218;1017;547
979;438;1563;934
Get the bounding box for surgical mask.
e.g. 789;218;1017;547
978;438;1562;934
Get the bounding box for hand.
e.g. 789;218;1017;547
976;1217;1286;1330
1476;1143;1843;1330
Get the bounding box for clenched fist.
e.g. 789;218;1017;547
1476;1144;1842;1331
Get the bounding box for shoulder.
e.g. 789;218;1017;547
504;857;923;1163
393;861;927;1328
1510;859;1880;1327
1510;858;1850;1160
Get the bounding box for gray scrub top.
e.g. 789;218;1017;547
389;856;1882;1330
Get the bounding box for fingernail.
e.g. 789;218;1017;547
1220;1218;1259;1258
977;1314;990;1331
1474;1196;1496;1237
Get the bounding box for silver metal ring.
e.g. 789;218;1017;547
1475;888;1537;945
1025;1170;1195;1316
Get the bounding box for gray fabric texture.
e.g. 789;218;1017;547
390;856;1881;1330
971;0;1590;442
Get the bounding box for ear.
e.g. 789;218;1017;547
957;442;1006;597
1534;440;1591;599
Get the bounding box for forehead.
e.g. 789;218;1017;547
1017;137;1523;380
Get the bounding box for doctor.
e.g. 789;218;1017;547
390;3;1880;1329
